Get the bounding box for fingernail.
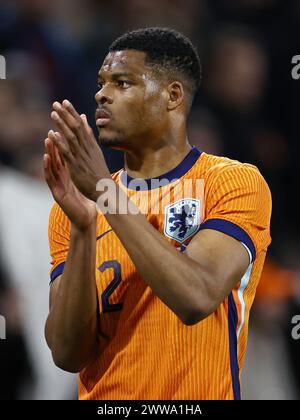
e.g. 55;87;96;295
51;111;59;120
63;99;71;107
53;102;61;110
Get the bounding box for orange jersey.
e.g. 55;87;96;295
48;147;272;400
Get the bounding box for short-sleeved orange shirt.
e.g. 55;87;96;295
48;147;272;400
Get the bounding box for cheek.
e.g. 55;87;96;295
116;86;165;130
144;95;166;124
146;84;167;117
141;85;166;120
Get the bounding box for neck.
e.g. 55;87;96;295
124;123;191;180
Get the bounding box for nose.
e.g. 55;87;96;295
95;86;113;105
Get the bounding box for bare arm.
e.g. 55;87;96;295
44;133;99;372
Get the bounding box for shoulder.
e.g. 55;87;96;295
197;151;259;176
197;152;270;195
198;154;272;255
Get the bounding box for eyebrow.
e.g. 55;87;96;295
97;72;137;81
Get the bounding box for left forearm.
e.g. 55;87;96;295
98;186;210;324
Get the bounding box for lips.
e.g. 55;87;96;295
95;108;112;120
95;108;112;127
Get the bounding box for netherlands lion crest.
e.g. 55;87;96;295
164;199;201;243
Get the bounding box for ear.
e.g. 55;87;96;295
167;81;185;111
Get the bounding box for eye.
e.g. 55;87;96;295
117;80;131;89
97;82;104;90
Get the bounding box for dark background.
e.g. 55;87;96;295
0;0;300;400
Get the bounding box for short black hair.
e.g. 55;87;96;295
109;27;202;100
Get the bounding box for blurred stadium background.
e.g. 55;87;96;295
1;0;300;400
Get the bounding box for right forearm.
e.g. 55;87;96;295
46;221;98;371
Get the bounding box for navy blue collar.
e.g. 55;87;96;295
120;146;202;191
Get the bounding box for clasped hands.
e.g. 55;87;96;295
48;100;111;202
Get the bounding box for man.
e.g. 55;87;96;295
44;28;272;400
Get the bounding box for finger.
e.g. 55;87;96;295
51;110;79;154
53;100;87;149
49;124;74;163
79;114;95;151
54;141;65;168
45;137;61;181
61;100;81;120
48;130;64;168
80;114;94;138
56;139;66;167
45;137;54;167
43;152;56;187
47;133;59;173
60;100;92;152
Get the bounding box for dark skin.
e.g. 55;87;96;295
95;50;191;173
44;50;249;372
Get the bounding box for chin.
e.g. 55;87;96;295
99;133;125;150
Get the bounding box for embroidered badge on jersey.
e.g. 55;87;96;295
164;198;201;243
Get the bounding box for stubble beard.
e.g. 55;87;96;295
100;136;123;148
98;128;125;149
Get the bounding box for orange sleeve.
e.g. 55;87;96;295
48;202;71;283
200;163;272;263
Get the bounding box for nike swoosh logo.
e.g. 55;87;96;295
96;229;113;241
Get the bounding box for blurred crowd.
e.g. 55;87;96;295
0;0;300;400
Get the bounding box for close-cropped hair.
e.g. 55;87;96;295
109;27;202;100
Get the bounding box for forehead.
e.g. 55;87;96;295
99;50;149;77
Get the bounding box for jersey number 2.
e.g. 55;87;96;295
98;260;124;313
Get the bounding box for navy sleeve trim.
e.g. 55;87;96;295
228;292;241;400
50;262;65;284
199;218;256;263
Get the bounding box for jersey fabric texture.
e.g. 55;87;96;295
48;146;272;400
